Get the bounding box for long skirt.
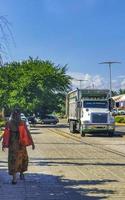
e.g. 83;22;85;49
8;140;28;175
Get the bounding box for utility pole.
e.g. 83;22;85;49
99;61;121;98
74;78;88;89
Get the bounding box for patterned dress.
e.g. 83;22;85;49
7;119;28;175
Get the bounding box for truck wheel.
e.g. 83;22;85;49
80;125;85;137
108;131;114;137
69;121;76;133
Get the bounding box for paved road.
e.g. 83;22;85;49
0;124;125;199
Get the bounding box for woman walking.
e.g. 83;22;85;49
2;109;35;184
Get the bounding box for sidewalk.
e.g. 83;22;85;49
0;171;73;200
115;122;125;126
1;125;125;200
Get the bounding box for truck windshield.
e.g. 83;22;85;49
83;101;108;108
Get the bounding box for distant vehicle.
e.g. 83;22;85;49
118;109;125;115
28;116;37;124
41;115;59;124
20;113;30;131
9;113;30;130
112;109;118;116
28;116;42;124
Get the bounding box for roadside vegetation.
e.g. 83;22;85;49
0;118;5;138
0;58;72;117
115;116;125;123
0;118;5;127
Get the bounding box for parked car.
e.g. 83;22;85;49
111;109;118;116
28;116;37;124
20;113;30;131
28;116;42;124
41;115;59;124
9;113;30;130
117;109;125;115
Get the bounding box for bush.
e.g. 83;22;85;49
0;118;6;127
115;116;125;123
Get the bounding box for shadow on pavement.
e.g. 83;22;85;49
0;168;116;199
29;157;125;166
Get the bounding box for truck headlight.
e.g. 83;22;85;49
108;125;114;130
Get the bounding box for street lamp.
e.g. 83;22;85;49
99;61;121;98
73;78;88;89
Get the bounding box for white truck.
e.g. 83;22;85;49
66;89;115;137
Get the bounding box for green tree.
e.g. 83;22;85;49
119;89;125;95
0;58;71;116
112;90;118;96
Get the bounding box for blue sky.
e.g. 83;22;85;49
1;0;125;90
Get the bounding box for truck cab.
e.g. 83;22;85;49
80;99;115;136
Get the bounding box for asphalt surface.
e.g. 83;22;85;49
0;124;125;200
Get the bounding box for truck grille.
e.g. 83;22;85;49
91;113;108;123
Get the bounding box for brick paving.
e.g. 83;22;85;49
0;125;125;199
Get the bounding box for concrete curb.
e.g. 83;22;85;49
115;123;125;126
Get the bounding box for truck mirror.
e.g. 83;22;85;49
109;98;114;111
109;99;111;111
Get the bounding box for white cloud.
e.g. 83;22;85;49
68;71;124;91
121;79;125;89
68;72;107;90
113;76;125;90
118;75;125;79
